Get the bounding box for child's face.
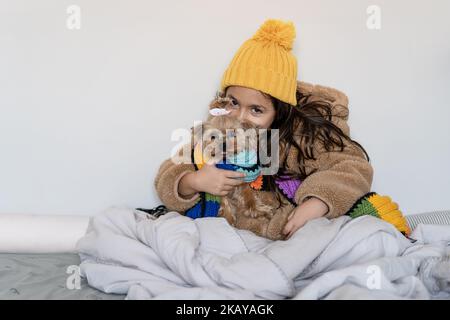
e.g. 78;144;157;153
224;86;275;129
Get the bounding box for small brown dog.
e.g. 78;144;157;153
198;98;294;240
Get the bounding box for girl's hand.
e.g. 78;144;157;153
179;163;246;197
282;197;329;239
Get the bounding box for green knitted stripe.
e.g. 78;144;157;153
205;193;221;203
348;198;380;219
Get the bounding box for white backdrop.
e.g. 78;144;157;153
1;0;449;216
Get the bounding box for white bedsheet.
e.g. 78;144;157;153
76;206;450;299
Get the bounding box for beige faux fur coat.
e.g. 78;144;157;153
154;81;374;220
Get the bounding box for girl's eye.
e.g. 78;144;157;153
252;107;263;114
230;99;239;107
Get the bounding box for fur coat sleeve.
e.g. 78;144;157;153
153;141;200;214
289;81;374;219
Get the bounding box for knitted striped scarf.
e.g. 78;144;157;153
185;144;262;219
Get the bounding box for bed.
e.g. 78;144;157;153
0;253;124;300
0;210;449;300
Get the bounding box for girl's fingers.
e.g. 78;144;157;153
224;177;246;186
288;224;302;239
217;190;229;196
287;211;296;220
283;222;292;236
224;170;246;179
221;185;234;192
285;230;293;240
287;231;294;240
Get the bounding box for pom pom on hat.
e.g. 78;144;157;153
251;19;296;51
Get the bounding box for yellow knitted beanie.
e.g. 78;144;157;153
220;19;298;106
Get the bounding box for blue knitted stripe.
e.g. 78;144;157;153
185;195;221;219
216;163;239;171
203;200;221;217
185;202;202;219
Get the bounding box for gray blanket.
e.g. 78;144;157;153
76;206;450;299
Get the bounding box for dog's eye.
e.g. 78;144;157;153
227;99;239;109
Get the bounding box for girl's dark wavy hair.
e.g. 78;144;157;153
223;86;371;209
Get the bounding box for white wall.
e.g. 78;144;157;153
1;0;449;216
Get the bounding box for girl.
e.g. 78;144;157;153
154;19;373;239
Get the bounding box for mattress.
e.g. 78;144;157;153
405;210;450;230
0;253;125;300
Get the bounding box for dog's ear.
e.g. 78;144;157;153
209;91;232;110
